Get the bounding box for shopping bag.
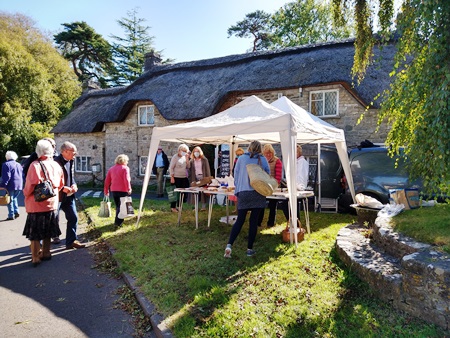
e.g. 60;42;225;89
246;164;278;197
98;196;111;218
118;196;134;219
166;185;179;203
0;187;10;205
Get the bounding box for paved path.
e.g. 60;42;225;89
0;193;150;338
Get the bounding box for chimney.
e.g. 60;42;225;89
144;51;162;71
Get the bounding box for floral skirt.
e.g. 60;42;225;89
22;210;61;241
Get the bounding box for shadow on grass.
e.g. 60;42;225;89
82;198;446;337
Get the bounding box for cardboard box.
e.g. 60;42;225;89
390;189;420;210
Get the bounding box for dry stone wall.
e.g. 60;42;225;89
336;217;450;330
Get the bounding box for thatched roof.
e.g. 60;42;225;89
52;39;396;134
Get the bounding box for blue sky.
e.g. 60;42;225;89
1;0;287;62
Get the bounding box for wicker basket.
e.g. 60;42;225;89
282;219;305;243
0;187;10;205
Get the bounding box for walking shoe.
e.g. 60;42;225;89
14;213;20;218
246;249;256;257
51;237;61;244
224;245;232;258
6;217;14;221
66;240;86;249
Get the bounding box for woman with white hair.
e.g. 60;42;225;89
169;144;191;212
0;150;23;220
22;139;64;267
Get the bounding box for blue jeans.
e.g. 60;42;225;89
59;195;78;246
7;190;21;218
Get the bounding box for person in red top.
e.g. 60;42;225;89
22;139;64;267
104;154;132;227
258;144;283;227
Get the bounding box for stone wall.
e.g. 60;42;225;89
56;86;390;185
336;217;450;330
231;86;389;147
54;132;104;185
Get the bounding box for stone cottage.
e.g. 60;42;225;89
51;39;395;185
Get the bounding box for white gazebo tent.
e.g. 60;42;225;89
137;95;355;243
271;96;356;209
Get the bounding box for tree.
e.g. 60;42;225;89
227;10;273;52
0;13;81;158
110;9;158;86
269;0;353;48
228;1;353;52
333;0;450;197
54;21;114;87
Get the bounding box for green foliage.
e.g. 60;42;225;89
228;1;353;52
109;8;164;86
54;21;114;87
269;0;353;48
0;13;80;158
334;0;450;197
332;0;394;82
227;10;273;52
378;0;450;197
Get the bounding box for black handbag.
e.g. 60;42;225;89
34;161;57;202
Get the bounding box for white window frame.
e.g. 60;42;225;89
138;105;155;126
309;89;339;117
75;156;92;173
139;156;148;176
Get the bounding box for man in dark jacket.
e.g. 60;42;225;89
152;146;170;198
54;141;85;249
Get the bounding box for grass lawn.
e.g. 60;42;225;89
81;196;449;337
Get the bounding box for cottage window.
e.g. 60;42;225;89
75;156;91;173
138;105;155;125
139;156;148;176
310;90;338;117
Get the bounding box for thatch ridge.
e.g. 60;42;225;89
52;39;395;134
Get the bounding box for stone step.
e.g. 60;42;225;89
335;224;403;302
372;217;431;259
336;219;450;330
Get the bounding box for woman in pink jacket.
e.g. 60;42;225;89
23;139;64;267
104;154;132;227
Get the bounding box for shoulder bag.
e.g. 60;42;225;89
34;161;57;202
246;156;278;197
